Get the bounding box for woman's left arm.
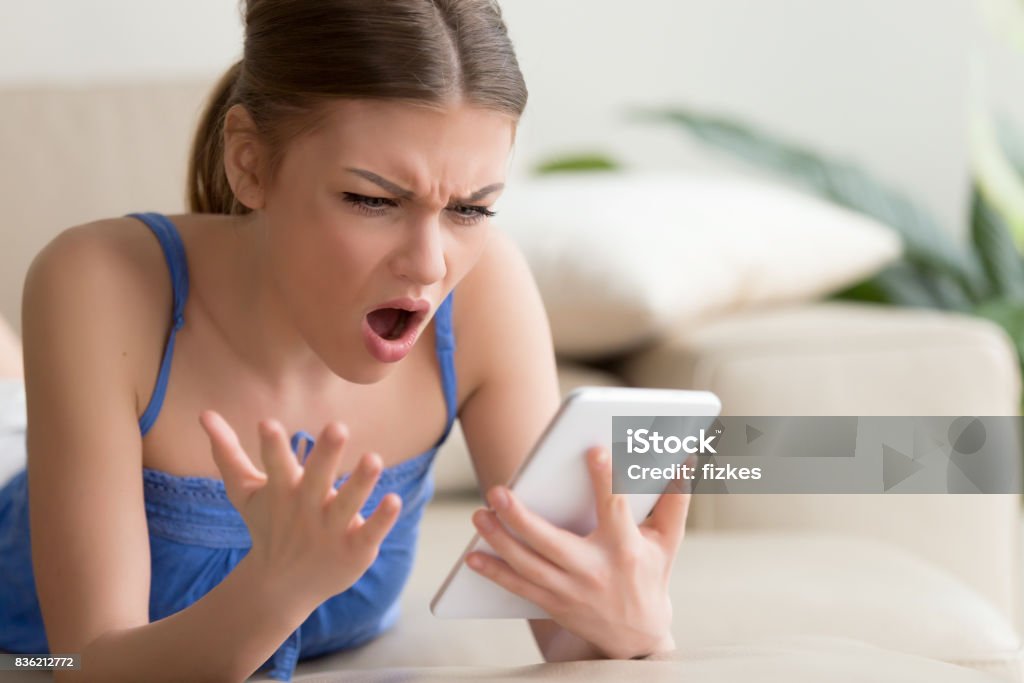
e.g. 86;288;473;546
455;231;689;662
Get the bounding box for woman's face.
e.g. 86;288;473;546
258;100;515;384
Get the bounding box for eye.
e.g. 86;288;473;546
341;192;497;226
447;204;497;226
341;192;398;216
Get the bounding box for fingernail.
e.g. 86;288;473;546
489;487;509;510
466;554;484;570
595;448;609;466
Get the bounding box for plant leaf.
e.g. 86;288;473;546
534;153;621;175
970;187;1024;302
832;261;975;311
830;278;891;305
635;108;990;302
970;110;1024;248
895;263;972;310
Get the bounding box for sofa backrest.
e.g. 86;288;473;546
0;80;216;329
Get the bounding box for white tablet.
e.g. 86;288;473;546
430;385;722;619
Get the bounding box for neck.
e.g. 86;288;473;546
193;212;336;395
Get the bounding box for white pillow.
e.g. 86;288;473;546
0;379;26;488
494;172;902;359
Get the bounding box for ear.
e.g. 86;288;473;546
223;104;268;210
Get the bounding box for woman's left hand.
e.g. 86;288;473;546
465;447;691;660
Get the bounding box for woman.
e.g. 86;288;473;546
0;1;691;681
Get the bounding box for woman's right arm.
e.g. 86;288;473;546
23;226;316;683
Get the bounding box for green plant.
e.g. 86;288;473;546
633;105;1024;410
532;1;1024;409
534;153;622;174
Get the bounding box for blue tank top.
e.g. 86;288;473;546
0;211;459;681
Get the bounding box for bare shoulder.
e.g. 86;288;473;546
452;228;556;403
27;216;167;296
23;216;173;405
452;228;532;322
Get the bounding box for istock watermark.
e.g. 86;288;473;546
611;416;1024;494
625;427;718;454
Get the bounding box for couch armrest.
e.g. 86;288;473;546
614;301;1023;626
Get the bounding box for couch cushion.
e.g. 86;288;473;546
283;639;1011;682
616;301;1021;416
613;300;1023;621
496;172;900;360
275;499;1022;682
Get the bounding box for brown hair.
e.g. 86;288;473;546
187;0;528;215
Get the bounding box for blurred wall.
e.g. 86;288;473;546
0;0;1002;239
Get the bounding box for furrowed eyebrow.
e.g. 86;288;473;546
345;167;504;203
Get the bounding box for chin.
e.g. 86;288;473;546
351;363;398;385
325;354;400;385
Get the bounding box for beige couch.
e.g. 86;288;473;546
1;81;1022;682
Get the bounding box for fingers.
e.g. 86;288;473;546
466;551;558;615
200;410;267;507
354;492;403;548
329;452;383;525
299;421;348;503
586;446;636;540
655;455;696;539
484;486;585;572
641;454;695;560
258;419;304;493
472;507;571;593
642;480;692;553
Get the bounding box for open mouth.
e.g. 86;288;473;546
366;307;419;341
362;299;429;362
368;309;411;342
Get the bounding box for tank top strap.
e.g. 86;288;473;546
431;290;458;448
126;212;190;437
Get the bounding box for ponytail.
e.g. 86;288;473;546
187;60;248;215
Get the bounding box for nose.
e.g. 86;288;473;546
392;216;447;286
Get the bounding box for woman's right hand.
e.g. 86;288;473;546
198;410;402;605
